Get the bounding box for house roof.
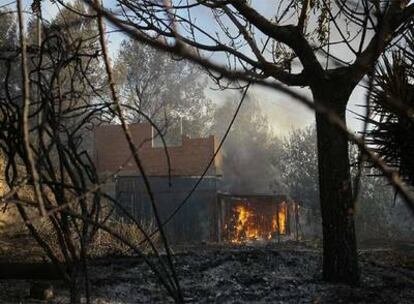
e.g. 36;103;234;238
94;123;222;177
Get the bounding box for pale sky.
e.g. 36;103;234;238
15;0;385;137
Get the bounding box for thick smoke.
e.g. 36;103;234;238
210;96;283;194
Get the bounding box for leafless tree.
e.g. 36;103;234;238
0;1;183;302
1;1;414;302
79;0;414;285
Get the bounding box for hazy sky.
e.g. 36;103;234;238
16;0;376;137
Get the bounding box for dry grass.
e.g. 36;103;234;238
0;205;19;234
89;218;160;257
0;154;160;260
1;210;160;261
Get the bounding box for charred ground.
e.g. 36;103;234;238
1;241;413;303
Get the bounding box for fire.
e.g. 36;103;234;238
229;202;287;243
277;202;287;234
232;206;260;242
270;203;286;235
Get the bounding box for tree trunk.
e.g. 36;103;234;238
314;85;360;285
69;264;82;304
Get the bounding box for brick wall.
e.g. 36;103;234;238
94;123;221;176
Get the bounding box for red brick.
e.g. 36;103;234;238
94;123;221;176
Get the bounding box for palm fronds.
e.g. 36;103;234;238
365;46;414;186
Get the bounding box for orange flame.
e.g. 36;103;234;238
229;202;287;243
232;206;260;242
278;203;286;234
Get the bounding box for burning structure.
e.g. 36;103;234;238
94;123;298;243
214;194;298;243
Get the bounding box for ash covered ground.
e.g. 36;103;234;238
1;242;414;303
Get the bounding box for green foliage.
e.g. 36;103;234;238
355;170;397;240
278;125;319;209
279;126;412;240
0;10;16;48
0;10;19;100
35;1;102;134
114;39;212;141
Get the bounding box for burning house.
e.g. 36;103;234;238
94;123;298;243
215;194;293;243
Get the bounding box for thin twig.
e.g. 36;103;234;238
16;0;46;216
